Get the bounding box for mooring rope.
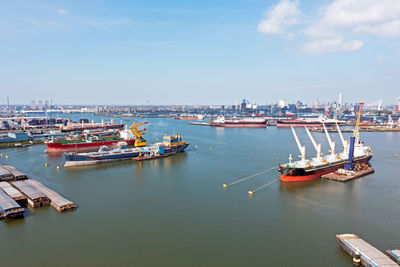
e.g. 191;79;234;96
248;177;280;195
223;166;277;188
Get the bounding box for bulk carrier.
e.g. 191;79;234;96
278;103;372;182
209;116;267;128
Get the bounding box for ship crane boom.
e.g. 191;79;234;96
305;126;321;160
322;122;335;156
291;126;306;163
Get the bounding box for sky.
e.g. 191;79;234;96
0;0;399;106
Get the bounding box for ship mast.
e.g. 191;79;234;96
304;126;321;161
291;126;305;163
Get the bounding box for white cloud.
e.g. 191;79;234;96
58;8;68;15
303;38;363;54
258;0;300;34
354;20;400;37
301;0;400;53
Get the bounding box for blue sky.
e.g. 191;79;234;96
1;0;399;105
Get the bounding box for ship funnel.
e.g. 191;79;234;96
291;126;306;163
322;123;335;156
304;127;321;160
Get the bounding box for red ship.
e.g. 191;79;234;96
45;128;136;152
209;116;267;128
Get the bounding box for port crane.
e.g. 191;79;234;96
129;122;148;147
344;102;364;170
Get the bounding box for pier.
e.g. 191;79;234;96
0;182;27;205
0;188;24;218
27;179;76;212
336;234;398;266
12;180;50;208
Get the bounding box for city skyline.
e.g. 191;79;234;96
1;0;400;105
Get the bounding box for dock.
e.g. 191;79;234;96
26;179;76;212
0;164;27;181
336;234;398;266
0;182;27;205
12;180;50;207
0;188;24;219
386;250;400;265
321;167;374;182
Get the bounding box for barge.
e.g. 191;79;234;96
336;234;398;266
209;116;267;128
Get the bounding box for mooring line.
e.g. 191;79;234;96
222;166;277;188
248;177;280;196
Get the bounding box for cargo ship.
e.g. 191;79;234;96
279;103;372;182
209;116;267;128
60;119;124;132
64;134;189;166
44;124;140;153
276;115;345;128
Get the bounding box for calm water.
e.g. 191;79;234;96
1;115;399;266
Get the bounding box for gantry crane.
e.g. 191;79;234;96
345;102;364;170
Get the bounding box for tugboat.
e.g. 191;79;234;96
278;103;372;182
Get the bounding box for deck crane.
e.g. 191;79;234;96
129;122;148;147
345;102;364;170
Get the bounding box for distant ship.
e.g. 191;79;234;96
175;115;204;121
60;119;124;132
209;116;267;128
276;117;345;128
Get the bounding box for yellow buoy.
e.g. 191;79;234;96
395;153;399;157
222;184;227;188
209;146;212;150
248;190;254;196
0;153;3;156
45;163;49;167
5;155;8;159
56;166;60;169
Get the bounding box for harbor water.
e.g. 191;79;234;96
1;115;399;266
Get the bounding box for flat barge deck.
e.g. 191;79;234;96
336;234;398;266
321;167;374;182
12;180;50;207
0;181;27;205
26;179;76;212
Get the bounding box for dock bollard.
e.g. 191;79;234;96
353;251;361;265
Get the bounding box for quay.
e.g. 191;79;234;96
12;180;50;208
0;188;24;219
321;167;374;182
27;179;76;212
336;234;398;266
0;182;27;205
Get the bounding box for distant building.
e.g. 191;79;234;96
395;105;399;112
31;100;36;110
338;92;343;108
38;100;43;110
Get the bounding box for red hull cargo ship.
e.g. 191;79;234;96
45;128;135;153
279;103;372;182
209;116;267;128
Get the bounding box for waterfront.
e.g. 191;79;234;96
1;116;399;266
